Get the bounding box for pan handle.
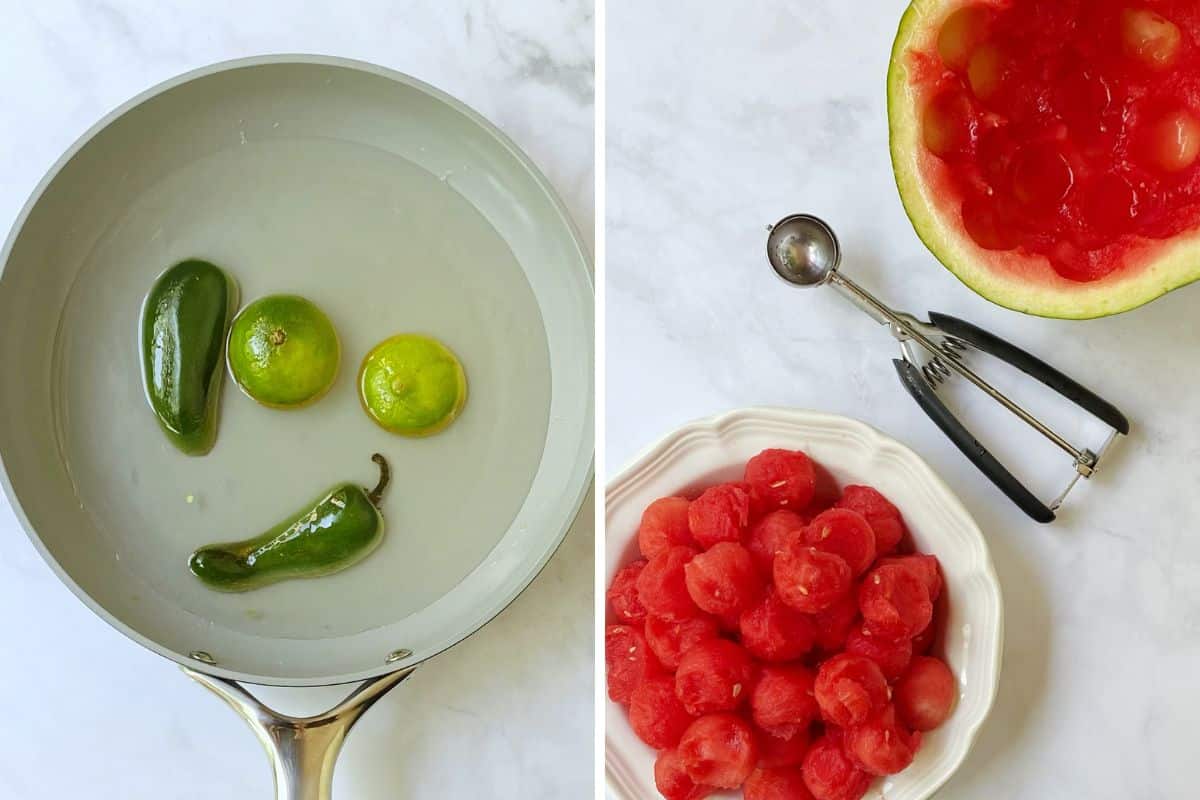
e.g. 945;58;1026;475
184;665;418;800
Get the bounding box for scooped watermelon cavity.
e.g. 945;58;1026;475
890;0;1200;318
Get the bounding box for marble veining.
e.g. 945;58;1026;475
609;1;1198;798
0;2;593;798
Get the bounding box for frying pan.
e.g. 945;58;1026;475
0;55;593;798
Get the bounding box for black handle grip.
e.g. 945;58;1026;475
894;358;1056;523
928;312;1129;435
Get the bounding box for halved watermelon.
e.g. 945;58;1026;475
889;0;1200;318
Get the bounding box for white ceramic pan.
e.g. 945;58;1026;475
0;55;592;798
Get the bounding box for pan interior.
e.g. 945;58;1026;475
0;59;592;683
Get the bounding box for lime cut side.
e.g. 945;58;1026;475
358;334;467;436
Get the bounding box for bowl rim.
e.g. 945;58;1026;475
604;406;1004;799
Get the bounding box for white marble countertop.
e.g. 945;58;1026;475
0;2;593;798
608;1;1196;798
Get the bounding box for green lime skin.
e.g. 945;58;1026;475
358;334;468;437
189;455;390;592
140;260;238;455
227;294;340;408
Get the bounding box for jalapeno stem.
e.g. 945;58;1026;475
367;453;391;507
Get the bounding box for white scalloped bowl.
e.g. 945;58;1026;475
606;407;1002;800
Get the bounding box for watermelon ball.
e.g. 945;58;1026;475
750;664;820;740
644;613;720;670
607;559;649;623
739;586;817;663
683;541;764;616
844;704;921;776
804;508;877;576
744;765;815;800
813;593;860;653
605;624;658;704
836;485;906;556
895;656;957;731
844;625;914;681
802;731;872;800
639;496;695;559
688;483;752;549
774;540;853;613
630;676;695;750
814;653;889;728
859;564;933;642
678;713;760;789
756;724;812;768
747;509;806;576
744;448;817;513
675;639;756;714
637;545;701;620
654;748;712;800
681;482;744;551
877;553;943;601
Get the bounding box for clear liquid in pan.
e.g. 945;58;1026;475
52;137;551;639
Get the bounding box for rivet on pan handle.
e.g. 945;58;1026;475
184;665;418;800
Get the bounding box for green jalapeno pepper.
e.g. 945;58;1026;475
189;454;391;592
140;259;239;455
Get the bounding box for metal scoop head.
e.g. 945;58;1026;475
766;213;841;287
764;210;1129;523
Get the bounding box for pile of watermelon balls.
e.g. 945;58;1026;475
606;449;958;800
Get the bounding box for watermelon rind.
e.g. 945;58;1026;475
888;0;1200;319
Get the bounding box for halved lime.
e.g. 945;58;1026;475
358;334;467;436
227;294;340;408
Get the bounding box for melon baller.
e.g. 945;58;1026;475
765;213;1129;523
